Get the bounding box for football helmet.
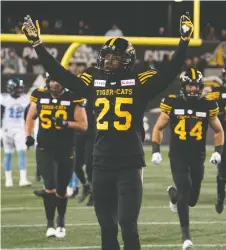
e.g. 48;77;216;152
45;73;64;98
180;68;204;100
97;37;136;74
6;77;24;98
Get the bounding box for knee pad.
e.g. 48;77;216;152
17;150;26;170
4;153;13;171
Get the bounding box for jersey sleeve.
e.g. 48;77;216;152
34;44;88;97
160;95;176;115
207;100;219;117
72;97;87;107
205;85;221;101
138;39;188;100
30;89;40;103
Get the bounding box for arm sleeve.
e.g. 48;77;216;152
139;39;188;100
34;44;88;97
208;100;219;117
160;95;176;116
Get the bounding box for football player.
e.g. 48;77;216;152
203;68;226;213
25;75;87;238
151;68;224;250
1;78;31;187
22;13;193;250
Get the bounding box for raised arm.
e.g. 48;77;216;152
139;13;194;100
22;15;88;96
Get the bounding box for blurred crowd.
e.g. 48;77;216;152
2;17;226;42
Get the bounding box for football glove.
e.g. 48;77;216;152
180;12;194;41
22;15;42;47
52;115;68;128
26;136;35;147
151;152;162;165
209;152;221;165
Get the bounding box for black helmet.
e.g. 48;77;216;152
180;68;204;100
221;67;226;87
6;77;24;98
97;37;136;74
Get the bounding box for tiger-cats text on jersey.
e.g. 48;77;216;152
30;88;84;149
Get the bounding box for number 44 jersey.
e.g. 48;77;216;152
160;95;219;158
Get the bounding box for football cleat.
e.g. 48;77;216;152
33;189;45;198
79;184;91;203
5;179;13;187
215;199;224;214
87;193;94;206
19;179;32;187
182;239;193;250
55;227;66;238
46;227;56;238
167;186;178;213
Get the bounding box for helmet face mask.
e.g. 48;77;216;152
97;38;136;75
6;78;24;98
180;69;204;100
45;75;64;98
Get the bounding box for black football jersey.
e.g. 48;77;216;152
160;95;219;155
34;39;188;162
205;83;226;131
30;88;85;148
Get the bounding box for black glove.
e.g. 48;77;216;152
26;136;35;147
53;115;68;128
22;15;42;47
180;12;194;41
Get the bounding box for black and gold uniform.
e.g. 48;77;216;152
205;69;226;213
161;94;219;161
32;37;188;250
30;87;85;196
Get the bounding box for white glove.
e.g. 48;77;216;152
151;152;162;165
209;152;221;165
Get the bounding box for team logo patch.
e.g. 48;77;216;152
61;101;71;106
196;112;206;117
121;79;135;86
40;98;50;104
110;82;116;85
187;109;193;115
94;80;106;87
174;109;185;115
222;93;226;99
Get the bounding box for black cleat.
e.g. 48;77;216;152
79;184;91;203
215;200;224;214
167;186;178;213
33;189;45;198
87;193;94;206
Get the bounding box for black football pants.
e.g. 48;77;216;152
92;167;143;250
36;147;74;196
170;156;204;229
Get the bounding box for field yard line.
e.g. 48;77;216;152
2;244;226;250
2;221;226;228
1;205;216;211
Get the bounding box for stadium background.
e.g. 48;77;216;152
1;1;226;250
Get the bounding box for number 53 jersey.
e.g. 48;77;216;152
160;95;219;158
30;88;84;149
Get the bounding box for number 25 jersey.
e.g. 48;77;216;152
160;95;219;156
